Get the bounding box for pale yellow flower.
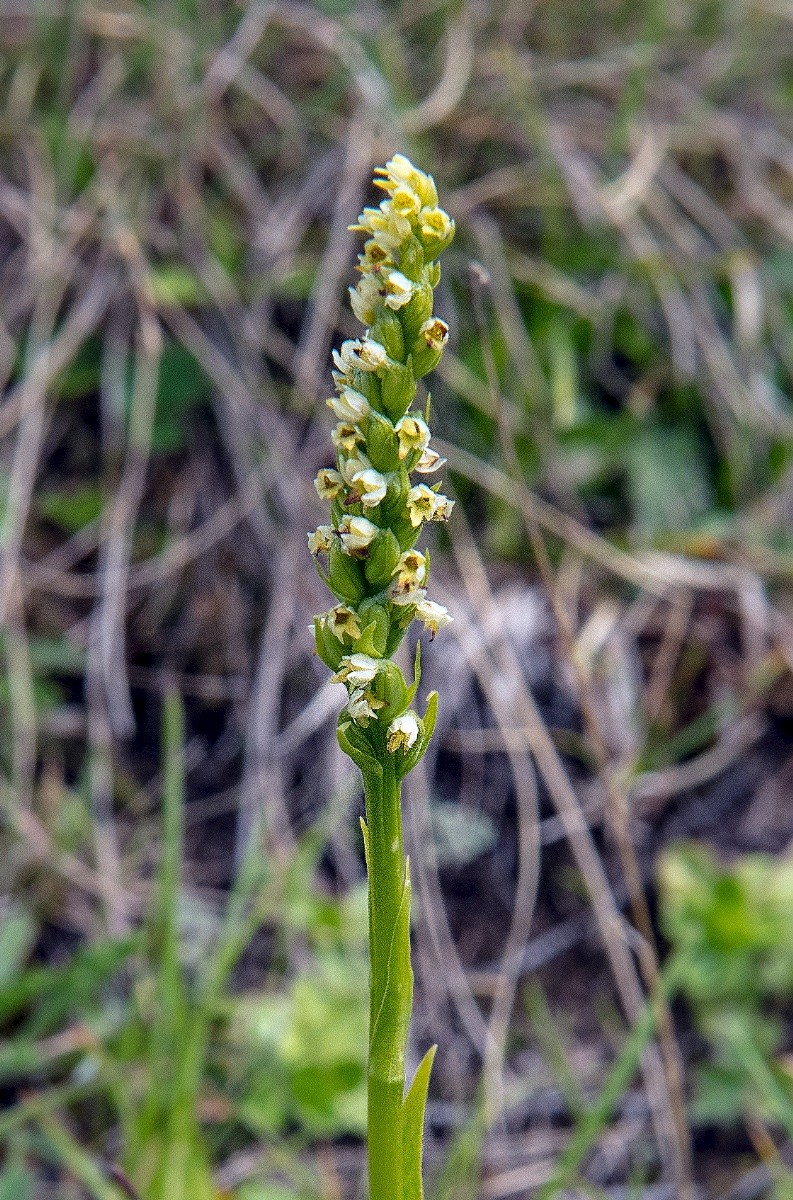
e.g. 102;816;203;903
414;446;446;474
389;185;422;219
374;155;438;208
406;484;454;527
391;549;427;591
420;206;453;243
323;605;363;641
350;273;383;325
340;454;387;508
340;452;371;486
395;413;431;460
327;386;370;423
418;317;449;353
350;205;411;245
382;269;414;310
357;239;390;270
353;468;388;508
314;468;345;501
331;422;363;454
390;584;427;608
308;525;334;555
357;338;389;370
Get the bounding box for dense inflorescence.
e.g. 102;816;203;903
309;154;455;768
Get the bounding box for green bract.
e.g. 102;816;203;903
309;153;454;772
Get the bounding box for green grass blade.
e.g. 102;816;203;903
36;1114;127;1200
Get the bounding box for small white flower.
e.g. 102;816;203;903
383;269;415;310
327;386;370;423
333;337;389;374
386;712;420;753
395;413;431;460
340;452;371;486
350;273;383;325
308;525;334;555
415;599;452;637
337;514;378;554
357;338;389;370
406;484;455;527
314;468;344;501
333;653;381;688
332;339;360;379
339;455;387;509
332;337;388;377
389;584;427;608
346;687;385;727
414;446;446;474
353;468;388;508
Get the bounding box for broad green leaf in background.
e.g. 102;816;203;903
0;1164;34;1200
626;424;714;539
0;907;36;989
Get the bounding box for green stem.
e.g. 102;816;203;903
364;756;413;1200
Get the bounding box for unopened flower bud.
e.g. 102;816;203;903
327;387;370;423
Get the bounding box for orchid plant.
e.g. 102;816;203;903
309;155;455;1200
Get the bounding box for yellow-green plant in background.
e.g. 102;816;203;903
659;844;793;1196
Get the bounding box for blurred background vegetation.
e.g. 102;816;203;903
2;1;793;1197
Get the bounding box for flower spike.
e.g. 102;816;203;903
311;155;454;747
